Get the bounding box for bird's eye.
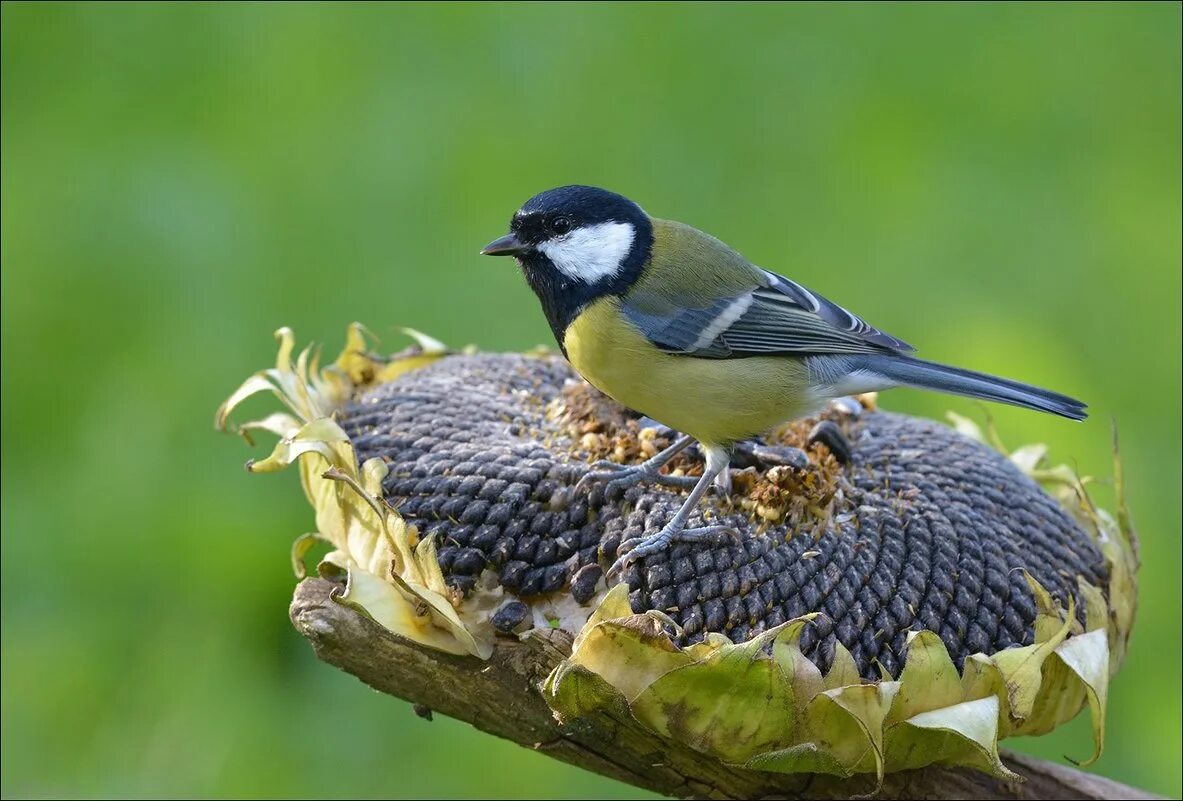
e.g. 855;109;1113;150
550;216;572;236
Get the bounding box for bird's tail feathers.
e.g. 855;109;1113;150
837;354;1087;421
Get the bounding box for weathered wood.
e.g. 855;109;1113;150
290;578;1158;801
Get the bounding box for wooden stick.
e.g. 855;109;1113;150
290;578;1158;801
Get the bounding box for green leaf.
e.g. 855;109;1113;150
544;663;631;723
566;615;694;703
290;533;324;579
772;617;824;712
746;742;850;778
630;634;795;763
824;641;862;689
990;591;1074;724
884;696;1018;779
888;631;962;724
569;583;634;654
1049;629;1109;765
803;682;897;780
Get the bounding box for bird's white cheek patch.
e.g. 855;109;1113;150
539;222;635;283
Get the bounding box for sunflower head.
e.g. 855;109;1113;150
219;325;1138;785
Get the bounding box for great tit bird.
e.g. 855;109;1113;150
482;185;1086;575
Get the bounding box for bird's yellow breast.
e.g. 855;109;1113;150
562;297;819;446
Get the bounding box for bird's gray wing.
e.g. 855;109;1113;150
622;268;914;358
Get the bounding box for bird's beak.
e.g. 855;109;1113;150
480;233;527;257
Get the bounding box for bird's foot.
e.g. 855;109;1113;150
608;524;740;577
575;459;698;496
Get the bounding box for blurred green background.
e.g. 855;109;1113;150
2;2;1179;798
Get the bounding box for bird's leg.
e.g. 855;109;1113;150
609;445;739;576
575;434;698;494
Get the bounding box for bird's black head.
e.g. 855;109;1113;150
481;185;653;344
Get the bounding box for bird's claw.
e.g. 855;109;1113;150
607;524;741;578
575;461;698;496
